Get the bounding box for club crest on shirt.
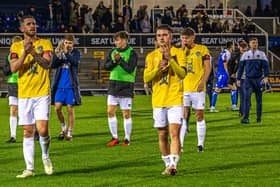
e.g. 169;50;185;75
37;46;43;53
196;52;201;57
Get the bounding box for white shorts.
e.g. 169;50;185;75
18;95;51;125
107;95;132;110
9;96;18;106
183;92;206;110
153;106;183;128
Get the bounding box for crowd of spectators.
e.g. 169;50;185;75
0;0;278;34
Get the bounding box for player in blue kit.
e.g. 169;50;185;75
210;41;235;112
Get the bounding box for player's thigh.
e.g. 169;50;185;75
9;96;18;106
34;95;51;121
54;88;66;104
167;106;183;125
107;95;119;106
18;98;35;125
153;108;168;128
183;92;191;107
65;88;75;105
119;97;132;110
191;92;206;110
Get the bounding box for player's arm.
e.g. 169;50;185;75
198;54;211;91
118;50;138;73
65;49;80;66
223;52;231;74
167;57;186;79
104;50;118;71
30;49;52;69
10;41;33;73
143;54;161;83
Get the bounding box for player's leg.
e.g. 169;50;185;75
65;89;76;140
193;92;206;152
106;95;119;146
54;88;67;140
16;98;36;178
34;95;53;175
180;92;191;152
210;87;221;112
180;106;190;152
66;105;75;140
168;106;183;175
153;108;170;174
228;81;238;111
210;74;228;112
120;98;133;146
7;96;18;143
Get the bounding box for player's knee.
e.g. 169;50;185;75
54;107;62;114
195;112;204;121
107;111;115;118
23;126;35;137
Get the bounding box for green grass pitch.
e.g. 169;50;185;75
0;93;279;186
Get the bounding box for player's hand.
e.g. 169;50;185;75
263;77;268;84
24;41;33;54
236;80;240;87
160;44;171;60
113;52;121;63
197;82;204;92
158;59;168;71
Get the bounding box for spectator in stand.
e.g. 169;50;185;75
53;0;64;26
245;6;252;17
217;3;223;15
46;2;54;32
130;14;141;33
176;4;187;22
181;12;190;28
123;15;131;32
68;2;80;32
168;6;175;18
140;14;151;33
123;3;132;21
113;16;124;32
263;4;273;17
84;7;94;33
136;5;148;21
161;10;172;27
193;2;205;15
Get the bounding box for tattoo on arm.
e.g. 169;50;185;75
31;52;50;69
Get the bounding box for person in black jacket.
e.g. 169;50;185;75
104;31;138;146
51;34;81;141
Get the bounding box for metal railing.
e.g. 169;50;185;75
268;50;280;71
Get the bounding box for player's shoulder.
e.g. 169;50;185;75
38;38;52;45
11;40;23;50
146;48;160;58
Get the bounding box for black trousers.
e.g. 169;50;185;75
244;78;263;120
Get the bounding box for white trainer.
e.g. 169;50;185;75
43;158;53;175
210;107;219;112
16;170;35;178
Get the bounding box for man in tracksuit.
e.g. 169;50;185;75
237;37;269;124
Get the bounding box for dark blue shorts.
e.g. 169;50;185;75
215;73;228;88
54;88;75;105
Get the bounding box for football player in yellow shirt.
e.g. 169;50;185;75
144;24;187;176
179;27;211;153
10;15;53;178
